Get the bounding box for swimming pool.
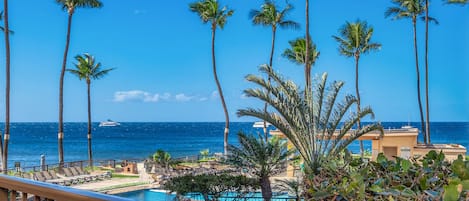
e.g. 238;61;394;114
116;189;294;201
115;189;176;201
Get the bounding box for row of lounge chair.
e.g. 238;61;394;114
30;167;110;186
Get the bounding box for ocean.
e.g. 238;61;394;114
1;122;468;168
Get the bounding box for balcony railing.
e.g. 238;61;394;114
0;174;132;201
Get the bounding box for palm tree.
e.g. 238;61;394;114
189;0;233;155
305;0;310;95
274;179;302;201
238;65;383;174
227;133;291;201
385;0;426;141
56;0;102;168
282;37;320;92
333;20;381;157
67;53;113;168
250;1;299;136
2;0;11;175
424;0;430;144
153;149;172;171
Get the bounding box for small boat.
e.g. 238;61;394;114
99;119;120;127
253;121;272;128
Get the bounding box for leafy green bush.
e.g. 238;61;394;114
307;151;468;201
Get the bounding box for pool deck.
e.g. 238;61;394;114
73;162;158;195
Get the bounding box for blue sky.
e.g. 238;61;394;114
0;0;467;122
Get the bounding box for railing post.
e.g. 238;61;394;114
21;192;27;201
0;188;7;201
10;190;16;201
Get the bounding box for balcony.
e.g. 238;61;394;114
0;174;132;201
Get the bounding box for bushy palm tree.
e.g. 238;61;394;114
1;0;11;175
282;36;320;92
250;1;299;136
226;132;292;201
67;53;113;168
333;20;381;156
153;149;172;170
189;0;233;155
274;179;302;201
56;0;102;168
385;0;427;141
238;65;383;174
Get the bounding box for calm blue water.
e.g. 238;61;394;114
115;189;292;201
1;122;467;168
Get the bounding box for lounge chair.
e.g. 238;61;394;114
41;171;68;186
62;168;87;183
32;172;46;182
50;170;76;185
70;167;93;182
74;166;99;181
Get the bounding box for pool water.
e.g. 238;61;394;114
115;189;176;201
116;189;293;201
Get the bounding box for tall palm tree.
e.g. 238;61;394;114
250;2;299;136
56;0;102;168
189;0;233;155
385;0;426;141
333;20;381;157
305;0;310;95
227;133;291;201
67;53;113;168
424;0;430;144
2;0;11;175
282;37;320;91
238;65;383;174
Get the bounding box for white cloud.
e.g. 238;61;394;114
133;9;147;15
175;93;194;102
113;91;215;103
113;90;158;102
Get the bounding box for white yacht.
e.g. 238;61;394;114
99;119;120;127
253;121;272;128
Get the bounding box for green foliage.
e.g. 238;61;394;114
153;149;172;169
189;0;234;29
67;53;114;82
200;149;210;160
238;65;383;174
163;174;258;201
249;1;299;30
282;37;320;67
305;151;469;200
226;132;292;201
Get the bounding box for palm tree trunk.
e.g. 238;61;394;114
59;12;74;168
87;80;93;168
2;0;10;174
263;27;277;141
355;53;364;157
412;19;426;142
211;24;230;155
305;0;310;93
260;176;272;201
424;0;431;144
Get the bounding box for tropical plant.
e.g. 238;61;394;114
238;64;384;175
1;0;11;175
153;149;172;170
282;36;320;92
274;179;302;201
67;53;114;168
200;149;210;160
189;0;233;155
226;132;292;201
250;1;299;136
56;0;102;168
385;0;427;140
333;20;381;157
164;173;259;201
